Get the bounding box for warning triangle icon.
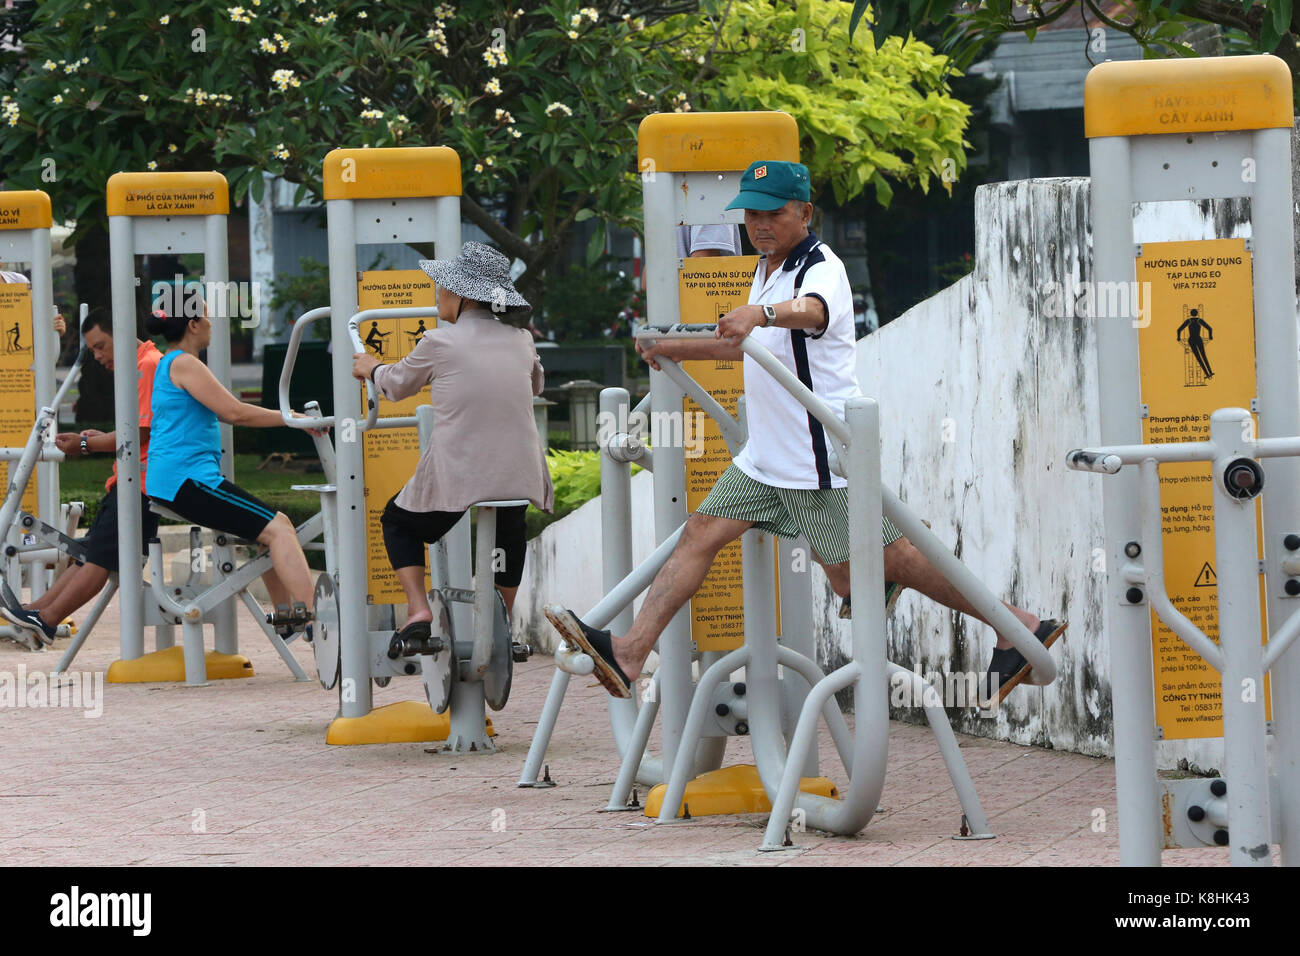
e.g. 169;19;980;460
1194;562;1217;588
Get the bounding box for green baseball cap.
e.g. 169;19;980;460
725;160;811;211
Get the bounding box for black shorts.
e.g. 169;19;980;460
152;478;279;542
380;496;528;588
80;485;161;572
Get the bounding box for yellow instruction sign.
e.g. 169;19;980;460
679;254;770;651
0;281;37;517
358;269;436;605
1136;238;1270;739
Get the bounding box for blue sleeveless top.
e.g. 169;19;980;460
145;350;224;501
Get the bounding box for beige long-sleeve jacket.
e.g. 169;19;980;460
372;309;554;514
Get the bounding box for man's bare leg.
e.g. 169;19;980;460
610;512;752;681
28;562;109;627
27;562;85;613
820;537;1039;647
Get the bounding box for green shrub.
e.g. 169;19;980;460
524;449;640;538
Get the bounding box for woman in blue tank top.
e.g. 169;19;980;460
146;310;317;627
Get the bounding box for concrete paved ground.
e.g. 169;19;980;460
0;595;1235;867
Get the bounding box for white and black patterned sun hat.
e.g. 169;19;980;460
418;241;530;315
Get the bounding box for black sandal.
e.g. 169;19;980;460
544;605;632;698
387;619;438;658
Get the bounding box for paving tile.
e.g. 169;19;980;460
0;596;1251;867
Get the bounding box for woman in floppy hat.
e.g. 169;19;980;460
352;241;553;648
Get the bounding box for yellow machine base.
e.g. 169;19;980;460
106;646;253;683
645;764;838;819
326;700;496;746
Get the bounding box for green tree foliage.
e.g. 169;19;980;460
857;1;1300;85
2;1;974;304
671;0;971;205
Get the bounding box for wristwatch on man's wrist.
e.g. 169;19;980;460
761;304;777;327
79;435;90;457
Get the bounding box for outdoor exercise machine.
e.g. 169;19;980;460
1074;54;1299;866
0;189;84;647
519;112;1059;850
97;171;320;685
0;327;86;650
278;147;524;749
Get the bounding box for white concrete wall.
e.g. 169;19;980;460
846;178;1248;770
513;178;1255;770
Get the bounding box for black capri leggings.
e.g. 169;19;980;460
380;496;528;588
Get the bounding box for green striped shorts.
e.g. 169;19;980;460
696;464;902;565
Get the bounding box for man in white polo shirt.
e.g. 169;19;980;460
548;161;1063;708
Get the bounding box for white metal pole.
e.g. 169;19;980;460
1089;135;1163;866
518;669;571;786
640;171;692;774
1251;126;1300;865
203;213;238;656
470;507;497;676
597;386;660;786
648;365;690;776
742;530;788;801
109;215;145;662
204;214;233;481
764;398;892;844
29;231;57;530
778;536;818;777
1208;411;1273;865
325;198;371;718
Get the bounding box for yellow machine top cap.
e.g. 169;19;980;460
1085;54;1295;137
106;172;229;216
638;111;799;173
323;146;462;200
0;190;53;230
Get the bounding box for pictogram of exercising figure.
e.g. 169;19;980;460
404;318;428;346
365;320;392;357
1177;308;1213;379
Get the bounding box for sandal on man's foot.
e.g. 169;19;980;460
544;605;632;698
980;618;1067;708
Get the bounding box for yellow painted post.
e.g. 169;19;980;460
634;111;835;806
320;146;469;743
1083;53;1298;863
0;190;55;528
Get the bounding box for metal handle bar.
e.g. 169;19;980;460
635;324;849;445
1067;442;1214;473
279;307;334;429
1069;426;1300;476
